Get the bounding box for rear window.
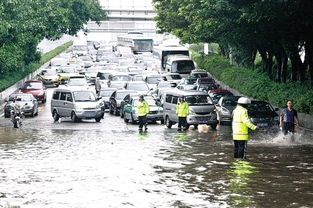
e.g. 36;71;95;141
172;60;195;74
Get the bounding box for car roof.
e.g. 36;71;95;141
165;89;208;96
209;89;231;93
116;89;137;93
25;80;42;83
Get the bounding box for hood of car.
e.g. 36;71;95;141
248;110;278;118
20;89;43;95
40;75;58;80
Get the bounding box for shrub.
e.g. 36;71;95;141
192;52;313;115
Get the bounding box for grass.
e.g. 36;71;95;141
0;41;73;92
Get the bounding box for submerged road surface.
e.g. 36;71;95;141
0;88;313;208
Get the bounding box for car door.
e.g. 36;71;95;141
124;98;133;119
169;96;179;122
65;92;74;117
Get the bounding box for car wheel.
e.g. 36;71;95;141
31;110;35;117
114;108;119;116
211;123;217;130
53;110;60;122
109;107;114;115
160;119;165;124
71;112;80;123
4;113;10;118
165;116;173;129
42;98;46;103
95;117;101;122
120;110;124;118
124;115;129;123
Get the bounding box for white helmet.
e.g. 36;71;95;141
237;97;251;104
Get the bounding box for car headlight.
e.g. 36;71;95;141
189;109;196;115
221;107;230;115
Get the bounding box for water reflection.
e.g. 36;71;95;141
227;160;258;208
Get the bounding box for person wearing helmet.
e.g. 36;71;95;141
137;95;150;132
232;97;258;159
10;97;22;119
176;95;189;131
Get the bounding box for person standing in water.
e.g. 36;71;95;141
280;100;300;135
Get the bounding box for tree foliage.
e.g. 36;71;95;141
0;0;106;75
153;0;313;86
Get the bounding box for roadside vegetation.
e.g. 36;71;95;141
0;0;106;90
192;52;313;115
153;0;313;114
0;41;73;91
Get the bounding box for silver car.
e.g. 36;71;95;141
51;88;104;122
163;89;218;129
215;96;240;125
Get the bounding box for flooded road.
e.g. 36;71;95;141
0;89;313;208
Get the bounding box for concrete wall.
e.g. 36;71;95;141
207;71;313;131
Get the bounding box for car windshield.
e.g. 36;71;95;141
80;56;92;61
146;77;161;84
186;95;213;105
60;68;75;73
112;75;131;81
222;98;238;106
9;95;32;101
134;99;156;107
73;91;96;102
248;102;274;113
99;90;115;97
23;82;43;89
127;83;149;91
169;74;181;80
184;79;197;85
68;79;88;86
158;82;177;88
73;45;87;51
42;70;56;76
110;82;125;89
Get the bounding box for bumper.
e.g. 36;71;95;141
187;114;218;125
219;114;232;122
133;113;163;122
75;110;103;119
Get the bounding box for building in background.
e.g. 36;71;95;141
99;0;155;21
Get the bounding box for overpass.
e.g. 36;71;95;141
99;0;155;21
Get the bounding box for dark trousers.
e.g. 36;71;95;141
282;122;295;135
234;140;247;159
178;117;187;130
138;116;147;130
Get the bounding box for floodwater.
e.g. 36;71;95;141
0;117;313;208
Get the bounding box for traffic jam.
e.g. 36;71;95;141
3;33;280;131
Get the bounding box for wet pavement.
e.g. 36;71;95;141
0;88;313;208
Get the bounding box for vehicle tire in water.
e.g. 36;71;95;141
71;112;80;123
95;117;101;122
160;119;165;124
13;120;18;128
124;116;129;123
165;116;173;129
53;110;60;122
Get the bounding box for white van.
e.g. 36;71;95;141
165;55;195;75
51;88;104;122
163;89;218;129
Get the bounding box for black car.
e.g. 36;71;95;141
248;101;279;128
109;90;137;116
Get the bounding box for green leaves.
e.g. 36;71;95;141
0;0;106;76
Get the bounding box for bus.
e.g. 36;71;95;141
117;35;153;54
153;45;189;70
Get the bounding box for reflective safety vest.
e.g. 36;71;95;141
137;100;149;116
176;101;189;117
232;105;257;140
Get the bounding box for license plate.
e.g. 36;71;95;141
85;113;95;118
257;123;268;127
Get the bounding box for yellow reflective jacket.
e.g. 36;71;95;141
176;101;189;117
137;100;149;116
232;105;257;140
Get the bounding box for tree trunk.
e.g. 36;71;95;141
306;41;313;87
267;53;273;80
275;53;282;83
281;50;288;83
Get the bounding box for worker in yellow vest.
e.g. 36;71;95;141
176;96;189;131
232;97;258;159
137;95;150;132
